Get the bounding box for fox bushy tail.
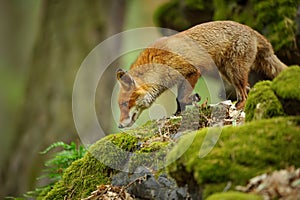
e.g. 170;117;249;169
252;31;288;79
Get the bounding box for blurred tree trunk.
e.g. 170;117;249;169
0;0;40;179
1;0;126;197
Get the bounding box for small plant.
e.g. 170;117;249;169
22;141;87;199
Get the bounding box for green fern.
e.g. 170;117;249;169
22;141;87;199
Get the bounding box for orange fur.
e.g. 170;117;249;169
116;21;287;128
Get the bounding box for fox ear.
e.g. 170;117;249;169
116;68;135;90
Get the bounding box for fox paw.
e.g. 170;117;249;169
235;100;245;110
190;93;201;103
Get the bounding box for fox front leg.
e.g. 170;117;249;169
175;72;201;114
175;93;201;114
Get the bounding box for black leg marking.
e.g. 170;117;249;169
191;93;201;103
175;98;186;115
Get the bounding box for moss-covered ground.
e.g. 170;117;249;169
271;65;300;115
45;117;300;199
206;191;262;200
43;153;113;199
43;66;300;199
244;80;284;121
43;118;180;199
271;66;300;101
245;65;300;121
43;133;140;199
167;116;300;199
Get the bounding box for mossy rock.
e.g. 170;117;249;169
43;133;140;199
43;153;112;199
271;66;300;101
167;116;300;199
245;66;300;121
43;110;207;199
206;191;262;200
271;65;300;115
43;124;178;199
244;80;284;121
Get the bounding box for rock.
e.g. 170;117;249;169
43;109;194;199
43;133;140;199
245;65;300;121
43;65;300;199
244;81;284;121
43;153;114;199
167;116;300;199
112;166;189;200
271;66;300;101
271;65;300;115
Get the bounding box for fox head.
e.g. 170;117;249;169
116;69;153;128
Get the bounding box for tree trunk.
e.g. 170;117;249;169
1;0;126;197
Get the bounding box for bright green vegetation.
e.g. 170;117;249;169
23;65;300;199
206;191;263;200
155;0;298;52
43;154;111;199
271;65;300;101
43;133;138;199
167;116;300;199
42;121;179;199
244;81;284;121
41;105;215;199
41;116;300;199
245;65;300;121
19;142;87;199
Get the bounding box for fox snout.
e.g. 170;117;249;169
118;106;142;128
118;120;131;129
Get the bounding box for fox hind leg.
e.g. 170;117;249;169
227;65;250;109
234;81;248;109
175;93;201;114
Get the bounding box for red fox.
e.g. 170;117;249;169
116;21;287;128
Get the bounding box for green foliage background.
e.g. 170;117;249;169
155;0;299;54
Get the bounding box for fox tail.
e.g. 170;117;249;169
252;31;288;79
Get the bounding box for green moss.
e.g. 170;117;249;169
44;154;112;199
102;133;138;152
44;103;300;199
153;0;214;32
203;183;228;198
154;0;298;54
154;1;191;31
167;116;300;199
271;65;300;101
206;191;262;200
140;141;169;153
252;0;297;51
125;119;159;139
128;141;171;172
245;66;300;120
213;0;256;26
245;81;284;121
43;128;177;199
44;133;139;199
